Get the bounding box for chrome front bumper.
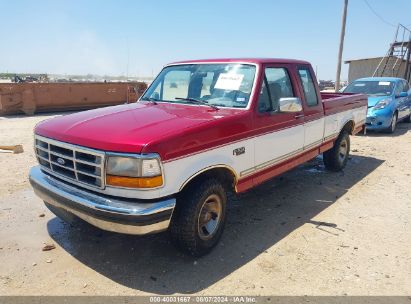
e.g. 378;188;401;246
29;166;176;235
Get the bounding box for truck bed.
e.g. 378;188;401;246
321;92;368;116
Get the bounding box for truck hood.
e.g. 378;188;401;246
35;102;240;153
367;95;392;107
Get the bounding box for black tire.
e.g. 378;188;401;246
170;178;227;257
44;202;86;227
385;112;398;133
404;114;411;123
323;131;350;172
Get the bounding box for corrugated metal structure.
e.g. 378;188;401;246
345;24;411;83
345;57;410;83
373;24;411;81
0;82;147;115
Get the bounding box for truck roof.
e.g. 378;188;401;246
169;58;310;65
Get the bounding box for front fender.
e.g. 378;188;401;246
160;137;255;197
366;105;395;129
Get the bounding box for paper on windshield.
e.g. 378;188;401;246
214;73;244;90
378;81;391;86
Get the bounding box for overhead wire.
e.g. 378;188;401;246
362;0;397;27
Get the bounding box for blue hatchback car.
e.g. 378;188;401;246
343;77;411;133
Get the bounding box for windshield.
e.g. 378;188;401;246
344;80;395;96
141;63;256;108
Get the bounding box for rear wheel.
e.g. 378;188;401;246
170;178;227;257
323;131;350;172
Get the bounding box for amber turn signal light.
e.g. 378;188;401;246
106;175;163;188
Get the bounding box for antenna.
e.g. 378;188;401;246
126;36;130;81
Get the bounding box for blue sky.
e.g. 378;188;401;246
0;0;410;80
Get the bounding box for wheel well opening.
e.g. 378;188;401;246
342;120;355;135
181;167;236;194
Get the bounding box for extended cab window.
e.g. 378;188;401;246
258;67;294;112
298;67;318;106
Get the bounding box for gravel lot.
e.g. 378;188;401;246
0;112;410;296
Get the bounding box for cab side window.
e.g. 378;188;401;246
395;81;404;96
258;67;295;112
403;80;410;92
297;67;318;106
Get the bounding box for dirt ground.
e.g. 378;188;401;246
0;113;410;296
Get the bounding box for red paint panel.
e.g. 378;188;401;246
236;140;335;193
319;140;334;153
236;175;254;193
252;149;319;188
35;102;249;155
143;110;254;161
321;92;367;115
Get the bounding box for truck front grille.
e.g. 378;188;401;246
35;135;105;189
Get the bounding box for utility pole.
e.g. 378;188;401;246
335;0;348;91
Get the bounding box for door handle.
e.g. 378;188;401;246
295;114;304;119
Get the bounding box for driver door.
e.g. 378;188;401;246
252;64;304;185
396;80;410;120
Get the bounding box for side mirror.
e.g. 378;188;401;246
397;91;408;98
279;97;303;113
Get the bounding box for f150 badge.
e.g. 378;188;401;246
233;147;245;156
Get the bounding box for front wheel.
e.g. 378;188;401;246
170;178;227;257
386;112;398;133
323;131;350;172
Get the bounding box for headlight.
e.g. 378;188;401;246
373;98;391;110
106;155;163;188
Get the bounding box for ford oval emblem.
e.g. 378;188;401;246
56;157;66;165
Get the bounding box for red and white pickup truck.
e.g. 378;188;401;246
29;58;367;256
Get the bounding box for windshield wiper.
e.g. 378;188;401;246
175;97;219;110
140;97;158;105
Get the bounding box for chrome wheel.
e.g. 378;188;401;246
197;194;222;240
338;138;348;164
